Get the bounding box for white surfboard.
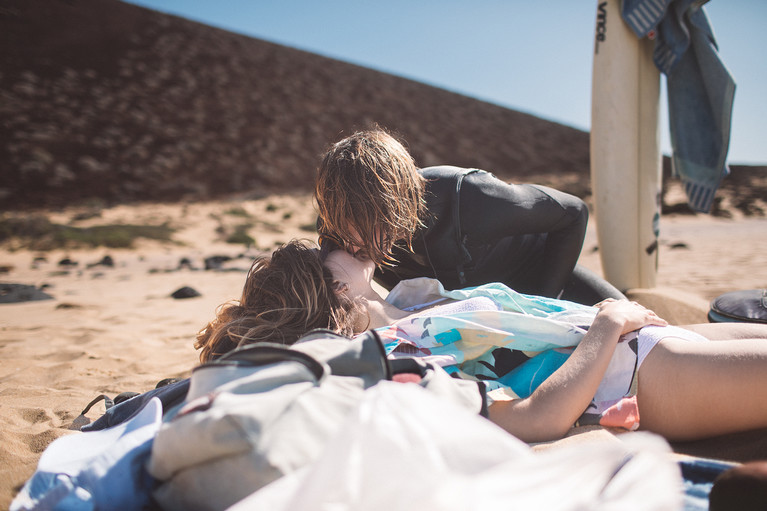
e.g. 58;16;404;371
590;0;662;291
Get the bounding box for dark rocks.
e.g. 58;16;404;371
178;257;196;270
87;255;115;268
58;257;78;267
0;283;55;303
204;255;231;271
171;286;201;299
56;302;83;309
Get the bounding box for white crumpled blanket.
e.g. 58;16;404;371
230;381;683;511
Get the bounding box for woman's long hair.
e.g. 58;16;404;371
195;240;357;362
314;128;426;266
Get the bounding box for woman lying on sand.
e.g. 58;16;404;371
196;240;767;444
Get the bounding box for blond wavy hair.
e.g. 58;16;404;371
195;240;358;363
314;128;426;266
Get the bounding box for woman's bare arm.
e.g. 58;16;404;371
488;300;667;442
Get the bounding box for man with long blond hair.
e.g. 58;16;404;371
315;128;623;303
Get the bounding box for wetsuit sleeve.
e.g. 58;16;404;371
460;171;589;298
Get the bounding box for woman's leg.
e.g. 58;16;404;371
637;336;767;441
680;322;767;341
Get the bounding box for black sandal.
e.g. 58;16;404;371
708;289;767;324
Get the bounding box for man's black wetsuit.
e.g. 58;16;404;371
375;166;624;303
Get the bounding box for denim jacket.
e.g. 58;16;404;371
622;0;735;213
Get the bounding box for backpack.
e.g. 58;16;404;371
147;329;484;511
12;329;483;511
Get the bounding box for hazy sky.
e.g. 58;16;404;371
123;0;766;165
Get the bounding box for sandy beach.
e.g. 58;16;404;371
1;193;766;508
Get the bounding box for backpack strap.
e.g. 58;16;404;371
80;394;115;416
80;378;191;432
217;343;326;381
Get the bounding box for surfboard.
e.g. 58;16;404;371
590;0;662;291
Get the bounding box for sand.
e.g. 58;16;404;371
1;194;766;508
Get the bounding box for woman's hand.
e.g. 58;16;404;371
593;298;668;335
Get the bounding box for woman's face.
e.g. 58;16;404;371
323;249;376;301
338;224;376;259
